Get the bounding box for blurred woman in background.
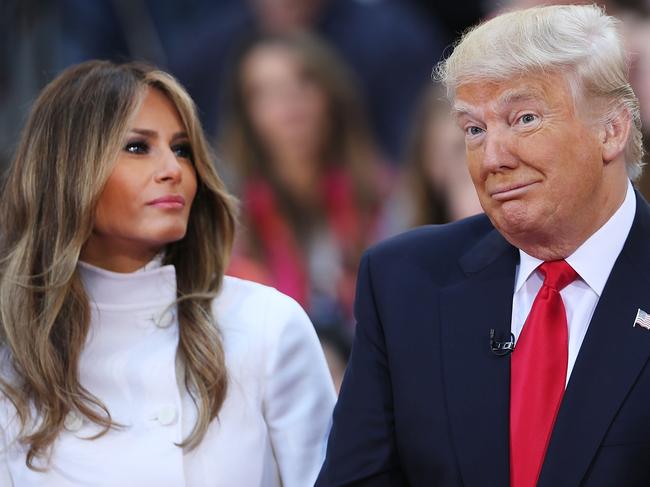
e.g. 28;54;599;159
220;31;386;329
382;83;482;235
0;60;334;486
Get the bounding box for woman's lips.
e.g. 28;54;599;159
489;181;540;201
146;195;186;209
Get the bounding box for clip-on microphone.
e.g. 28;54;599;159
490;328;515;356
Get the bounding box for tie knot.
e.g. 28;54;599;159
539;260;578;291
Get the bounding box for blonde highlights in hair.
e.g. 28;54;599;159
435;4;644;179
0;60;236;467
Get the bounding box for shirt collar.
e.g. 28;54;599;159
78;258;177;309
515;180;636;296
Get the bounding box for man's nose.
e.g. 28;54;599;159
481;128;519;175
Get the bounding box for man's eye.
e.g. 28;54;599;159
519;113;538;124
124;141;148;154
466;126;484;136
173;143;194;161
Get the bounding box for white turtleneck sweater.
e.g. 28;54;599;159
0;261;336;486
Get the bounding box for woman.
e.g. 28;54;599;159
220;32;387;328
0;60;335;486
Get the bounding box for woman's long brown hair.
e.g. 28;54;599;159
0;60;236;468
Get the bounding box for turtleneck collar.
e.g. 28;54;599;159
78;257;177;310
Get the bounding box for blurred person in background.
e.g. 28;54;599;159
70;0;267;143
0;0;63;173
6;0;447;168
176;0;444;160
621;9;650;197
0;60;335;486
220;31;386;335
383;84;483;237
317;324;352;395
407;0;484;40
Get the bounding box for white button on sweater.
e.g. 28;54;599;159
0;261;336;486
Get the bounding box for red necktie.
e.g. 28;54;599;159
510;260;578;487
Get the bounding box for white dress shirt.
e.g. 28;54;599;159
511;180;636;385
0;261;336;486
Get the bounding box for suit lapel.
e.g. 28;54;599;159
440;229;518;487
539;193;650;486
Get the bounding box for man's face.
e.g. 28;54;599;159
454;71;620;255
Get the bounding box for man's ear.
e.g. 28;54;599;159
601;106;631;163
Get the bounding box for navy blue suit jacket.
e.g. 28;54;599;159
316;193;650;486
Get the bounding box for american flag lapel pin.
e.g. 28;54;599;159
633;308;650;330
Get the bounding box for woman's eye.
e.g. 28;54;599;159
519;113;538;124
173;143;194;161
124;140;149;154
465;126;484;136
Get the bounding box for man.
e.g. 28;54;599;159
316;5;648;487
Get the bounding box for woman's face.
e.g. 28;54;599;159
242;44;329;159
81;87;197;272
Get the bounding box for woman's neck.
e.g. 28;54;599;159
270;150;322;204
80;235;162;273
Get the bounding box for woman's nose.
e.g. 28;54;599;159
154;148;183;183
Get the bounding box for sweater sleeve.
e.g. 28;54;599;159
0;353;15;486
0;432;12;487
261;290;336;487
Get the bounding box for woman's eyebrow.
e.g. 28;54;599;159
128;129;189;141
129;128;157;138
170;132;189;143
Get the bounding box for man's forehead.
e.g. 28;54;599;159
452;75;561;115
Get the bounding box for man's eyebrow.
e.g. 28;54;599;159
452;89;545;118
451;102;475;118
496;88;544;108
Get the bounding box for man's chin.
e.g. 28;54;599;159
489;207;554;247
487;202;535;235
